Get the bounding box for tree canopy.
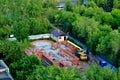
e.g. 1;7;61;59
0;0;120;80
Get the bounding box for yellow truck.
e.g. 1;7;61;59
67;41;88;61
76;49;88;61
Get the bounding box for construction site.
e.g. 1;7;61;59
25;40;96;70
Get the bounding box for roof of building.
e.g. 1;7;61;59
50;30;67;37
0;60;14;80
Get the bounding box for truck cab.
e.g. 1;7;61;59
75;49;88;61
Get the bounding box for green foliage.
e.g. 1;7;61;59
75;0;84;6
13;19;30;41
10;57;120;80
90;0;113;12
0;40;11;59
72;16;99;42
10;55;42;80
96;30;120;62
47;0;120;67
27;0;43;17
83;7;104;19
111;9;120;29
42;0;58;9
74;3;104;23
0;25;11;39
12;17;54;41
0;15;12;39
42;18;55;33
99;25;112;37
29;18;54;35
85;64;118;80
113;0;120;9
118;68;120;79
88;1;98;8
73;2;120;29
65;0;74;11
9;0;43;18
27;66;82;80
0;0;120;79
72;16;102;52
29;18;43;35
100;12;114;25
10;55;82;80
0;39;30;64
50;10;77;32
0;0;56;41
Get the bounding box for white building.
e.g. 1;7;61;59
50;30;68;42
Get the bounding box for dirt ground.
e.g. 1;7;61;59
79;61;95;71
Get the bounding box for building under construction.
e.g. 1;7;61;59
25;40;82;69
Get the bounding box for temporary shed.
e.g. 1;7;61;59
50;30;68;42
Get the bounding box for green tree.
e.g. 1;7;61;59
116;50;120;67
82;6;104;19
118;68;120;79
53;11;77;32
113;0;120;9
0;14;12;39
0;40;11;59
85;64;118;80
42;0;58;9
9;0;43;18
73;3;105;23
99;24;112;37
0;25;11;39
111;9;120;29
100;12;114;25
0;39;30;65
27;0;43;17
90;0;113;12
75;0;84;6
65;0;74;11
73;5;86;16
86;28;101;52
72;16;99;43
96;30;120;63
27;66;82;80
42;18;55;33
10;55;42;80
29;18;44;35
13;19;30;41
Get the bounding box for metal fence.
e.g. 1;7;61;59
8;34;51;41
